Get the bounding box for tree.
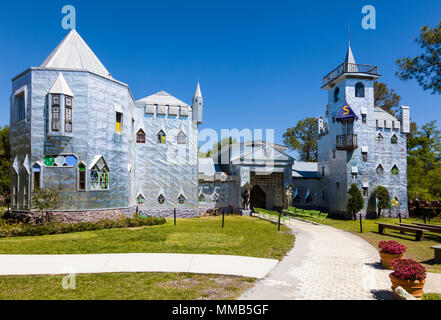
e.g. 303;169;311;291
31;188;59;224
396;22;441;94
207;136;238;155
374;81;402;116
0;126;11;205
374;186;391;218
347;184;364;220
283;118;317;162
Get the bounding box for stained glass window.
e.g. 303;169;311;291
376;133;383;144
392;197;399;207
376;164;384;175
178;194;185;204
90;158;109;191
198;194;206;202
116;112;123;133
391;134;398;144
158;130;166;144
158;194;165;204
43;155;77;167
136;129;145;143
137;194;145;204
391;165;399;175
78;163;86;190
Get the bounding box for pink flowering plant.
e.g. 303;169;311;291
378;240;406;255
391;259;426;282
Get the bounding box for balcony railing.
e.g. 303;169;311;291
323;62;379;87
336;134;358;150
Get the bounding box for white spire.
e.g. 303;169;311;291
345;44;357;65
48;73;74;96
41;29;112;79
194;82;202;98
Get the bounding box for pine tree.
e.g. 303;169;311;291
347;184;364;220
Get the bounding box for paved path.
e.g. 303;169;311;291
0;253;278;279
240;218;441;300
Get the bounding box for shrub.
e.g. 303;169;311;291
0;216;166;238
347;184;364;220
392;259;426;282
379;240;407;255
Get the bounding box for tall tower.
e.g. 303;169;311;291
192;82;203;125
319;44;381;216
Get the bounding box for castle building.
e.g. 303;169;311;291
10;30;202;220
292;45;411;218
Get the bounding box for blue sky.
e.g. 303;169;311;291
0;0;440;154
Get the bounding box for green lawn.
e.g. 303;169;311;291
0;272;255;300
300;216;441;273
422;293;441;300
0;216;294;261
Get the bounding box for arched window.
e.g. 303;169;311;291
178;194;185;204
293;195;300;203
391;165;399;175
334;87;340;103
90;157;109;190
198;194;206;202
137;194;145;204
376;133;383;144
392;197;399;207
213;193;219;203
136;129;145;144
376;164;384;175
158;194;165;204
32;163;41;190
391;134;398;144
355;82;365;98
177;131;186;144
78;162;86;190
157;130;166;144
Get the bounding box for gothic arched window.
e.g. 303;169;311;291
177;131;186;144
90;157;109;190
334;87;340;103
355;82;365;98
136;129;145;144
178;194;185;204
391;134;398;144
158;194;165;204
391;165;399;175
78;162;86;190
376;133;383;144
157;130;166;144
392;197;399;207
376;164;384;175
198;194;206;202
137;194;145;204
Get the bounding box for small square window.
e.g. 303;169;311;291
363;188;369;197
352;173;358;179
362;153;368;162
362;114;367;124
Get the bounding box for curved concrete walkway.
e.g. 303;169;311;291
240;219;441;300
0;253;278;279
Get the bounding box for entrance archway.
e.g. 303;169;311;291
250;185;266;210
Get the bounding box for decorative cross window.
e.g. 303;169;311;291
137;194;145;204
376;164;384;175
376;133;383;144
177;131;186;144
391;134;398;144
90;158;110;190
391;165;399;175
78;163;86;190
158;194;165;204
178;194;185;204
158;130;166;144
136;129;145;143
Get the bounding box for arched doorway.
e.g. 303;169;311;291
250;185;266;210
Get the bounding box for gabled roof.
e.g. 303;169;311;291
374;107;399;122
137;91;190;107
41;30;112;79
48;73;74;96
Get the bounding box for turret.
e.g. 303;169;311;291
192;82;203;125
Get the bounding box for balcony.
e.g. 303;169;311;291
323;62;379;87
336;134;358;150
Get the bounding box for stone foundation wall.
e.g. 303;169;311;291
138;208;204;218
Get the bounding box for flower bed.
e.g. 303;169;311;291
0;215;166;238
379;240;407;255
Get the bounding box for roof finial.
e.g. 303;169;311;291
348;21;351;45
